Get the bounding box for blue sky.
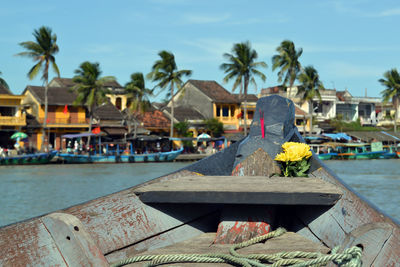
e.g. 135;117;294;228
1;0;400;101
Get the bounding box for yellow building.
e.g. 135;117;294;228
22;85;89;150
49;77;128;111
167;80;252;136
0;85;26;149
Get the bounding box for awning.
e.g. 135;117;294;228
102;127;127;135
347;131;399;142
62;132;96;138
322;133;352;141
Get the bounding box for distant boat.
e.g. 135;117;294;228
58;147;183;164
0;150;57;165
57;133;183;164
381;145;399;159
309;144;338;160
335;143;385;160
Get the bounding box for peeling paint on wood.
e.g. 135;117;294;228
42;213;108;266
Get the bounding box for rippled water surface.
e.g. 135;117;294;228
0;160;399;227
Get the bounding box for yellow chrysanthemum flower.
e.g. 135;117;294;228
275;152;289;162
275;142;312;162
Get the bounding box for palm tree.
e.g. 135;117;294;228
125;72;152;137
272;40;302;97
72;61;115;145
0;71;9;91
16;26;60;151
379;68;400;132
147;51;192;137
220;41;267;136
298;66;324;135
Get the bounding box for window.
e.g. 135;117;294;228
222;106;229;117
313;102;322;113
230;106;235;117
248;111;254;119
216;106;221;117
116;97;122;110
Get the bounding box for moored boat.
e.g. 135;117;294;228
1;95;399;266
310;144;338;160
381;145;399;159
58;147;183;163
334;143;386;160
0;150;57;165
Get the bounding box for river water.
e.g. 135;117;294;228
0;160;399;227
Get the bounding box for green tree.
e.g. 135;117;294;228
272;40;302;97
220;41;267;136
298;66;324;135
125;72;152;113
204;118;224;137
174;121;190;137
72;61;115;145
0;71;9;91
16;26;60;151
379;68;400;132
147;51;192;137
174;121;194;150
125;72;152;137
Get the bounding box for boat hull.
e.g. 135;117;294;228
317;152;337;160
0;151;57;165
58;148;183;164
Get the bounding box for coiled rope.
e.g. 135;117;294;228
110;227;362;267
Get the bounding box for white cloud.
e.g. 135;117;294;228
372;8;400;17
182;13;231;24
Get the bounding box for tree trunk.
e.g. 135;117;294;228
395;108;398;133
243;78;249;136
87;110;93;148
309;100;313;136
170;82;175;138
41;80;49;152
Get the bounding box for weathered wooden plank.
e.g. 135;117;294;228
372;226;400;266
123;231;330;267
231;148;281;177
213;206;275;244
42;213;108;267
135;176;342;205
339;222;393;266
105;209;220;263
63;170;220;256
0;218;66;266
296;167;399;265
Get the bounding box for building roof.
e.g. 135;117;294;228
0;84;12;95
261;86;285;95
347;131;400;142
295;105;308;116
51;77;123;88
24;86;78;105
164;106;205;122
93;103;124;120
134;109;171;130
187;80;238;103
233;94;258;103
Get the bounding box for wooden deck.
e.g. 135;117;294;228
123;231;330;266
134;176;342;205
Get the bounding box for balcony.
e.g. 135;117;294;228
38;118;89;126
0;114;26;126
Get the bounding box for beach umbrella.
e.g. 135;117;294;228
197;133;211;139
10;132;28;139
